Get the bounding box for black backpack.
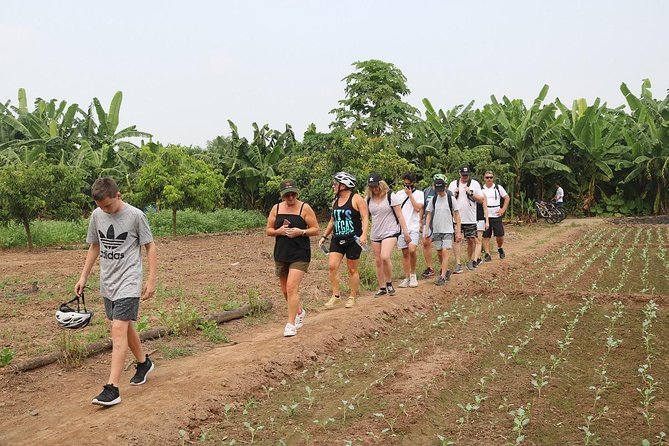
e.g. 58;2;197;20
428;190;455;232
367;191;409;225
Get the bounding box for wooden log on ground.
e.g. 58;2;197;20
3;300;271;374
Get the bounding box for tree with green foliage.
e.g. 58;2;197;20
0;161;86;249
217;121;295;211
620;80;669;215
131;144;224;237
330;60;420;138
479;85;570;200
0;88;83;166
557;98;629;215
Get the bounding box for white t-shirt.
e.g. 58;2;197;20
555;186;564;203
425;192;459;234
395;188;424;232
482;183;508;218
448;179;482;224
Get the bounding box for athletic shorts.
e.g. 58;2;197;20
104;297;140;321
275;260;310;277
461;223;477;239
483;217;505;238
477;220;485;231
431;233;454;250
329;237;362;260
398;230;420;249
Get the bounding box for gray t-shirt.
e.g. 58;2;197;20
86;203;154;301
368;192;402;241
426;192;459;234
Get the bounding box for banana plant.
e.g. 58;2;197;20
0;88;84;165
620;79;669;214
556;98;630;214
478;85;570;199
222;120;296;210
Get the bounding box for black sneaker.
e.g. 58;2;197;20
387;284;396;296
92;384;121;406
421;267;436;278
473;258;482;268
435;276;447;286
498;248;506;259
374;288;387;297
130;356;154;385
484;253;492;262
445;270;452;281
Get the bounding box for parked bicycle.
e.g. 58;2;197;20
535;200;566;223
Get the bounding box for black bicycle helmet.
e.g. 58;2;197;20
55;293;93;329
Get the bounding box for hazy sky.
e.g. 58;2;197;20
1;1;667;148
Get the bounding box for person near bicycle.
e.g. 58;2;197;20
448;165;485;272
552;183;564;210
481;170;509;260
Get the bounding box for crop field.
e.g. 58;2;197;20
0;219;667;445
190;222;669;445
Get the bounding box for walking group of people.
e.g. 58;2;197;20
73;168;510;407
267;166;510;338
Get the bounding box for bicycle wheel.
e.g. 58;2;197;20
557;208;567;221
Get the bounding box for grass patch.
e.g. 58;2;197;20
159;344;194;359
0;208;266;249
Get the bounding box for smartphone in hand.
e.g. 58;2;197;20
282;219;291;226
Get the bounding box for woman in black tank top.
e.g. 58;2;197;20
266;180;318;337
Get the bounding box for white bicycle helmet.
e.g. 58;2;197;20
333;171;356;189
56;293;93;329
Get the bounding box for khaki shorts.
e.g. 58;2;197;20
275;260;310;277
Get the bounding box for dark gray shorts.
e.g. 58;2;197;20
103;297;140;321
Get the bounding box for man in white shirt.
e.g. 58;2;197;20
553;183;564;209
448;165;485;272
481;170;509;260
396;172;424;288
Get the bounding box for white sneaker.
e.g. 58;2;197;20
283;323;297;337
409;274;418;288
397;278;410;288
345;297;356;308
295;309;306;329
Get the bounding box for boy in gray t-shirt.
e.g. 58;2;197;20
75;178;158;407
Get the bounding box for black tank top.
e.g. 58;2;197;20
332;192;362;240
274;202;311;263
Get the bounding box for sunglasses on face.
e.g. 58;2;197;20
485;176;493;179
283;192;297;198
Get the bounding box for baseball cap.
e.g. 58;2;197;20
367;172;382;187
434;178;446;191
459;165;471;175
279;179;299;196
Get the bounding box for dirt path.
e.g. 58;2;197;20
0;219;597;445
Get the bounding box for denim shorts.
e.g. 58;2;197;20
103;297;140;321
398;230;420;249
